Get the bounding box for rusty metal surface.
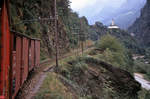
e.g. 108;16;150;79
21;37;29;85
0;1;10;98
11;51;17;99
29;40;35;71
35;41;40;67
15;37;22;96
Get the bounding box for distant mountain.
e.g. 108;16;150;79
128;0;150;47
88;0;146;29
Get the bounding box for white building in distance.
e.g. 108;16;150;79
130;33;135;37
108;19;119;29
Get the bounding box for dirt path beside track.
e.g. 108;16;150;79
16;47;93;99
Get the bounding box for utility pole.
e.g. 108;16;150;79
54;0;59;68
80;20;84;55
81;33;85;55
72;33;85;55
70;24;80;56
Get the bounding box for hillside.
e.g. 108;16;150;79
10;0;70;59
9;0;91;60
128;0;150;47
35;51;141;99
34;33;144;98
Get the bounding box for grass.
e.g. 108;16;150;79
35;54;93;99
34;72;74;99
138;88;150;99
143;74;150;82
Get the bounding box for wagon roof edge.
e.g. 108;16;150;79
11;30;41;41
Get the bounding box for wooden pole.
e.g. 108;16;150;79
54;0;59;67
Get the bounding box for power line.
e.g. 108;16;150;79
11;17;55;25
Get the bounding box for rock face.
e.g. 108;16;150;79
128;0;150;47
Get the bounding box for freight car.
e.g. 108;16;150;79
0;1;41;99
10;31;40;99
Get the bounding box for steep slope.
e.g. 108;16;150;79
10;0;70;59
57;56;141;99
128;0;150;47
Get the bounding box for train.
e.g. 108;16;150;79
0;0;41;99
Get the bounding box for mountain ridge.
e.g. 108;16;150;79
87;0;146;29
128;0;150;47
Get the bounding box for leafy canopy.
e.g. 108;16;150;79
97;34;133;71
98;34;124;53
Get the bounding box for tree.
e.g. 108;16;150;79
97;34;133;71
97;34;124;53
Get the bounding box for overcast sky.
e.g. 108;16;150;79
69;0;146;27
70;0;126;15
70;0;126;10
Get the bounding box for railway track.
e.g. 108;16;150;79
16;47;93;99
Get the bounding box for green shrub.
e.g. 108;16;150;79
133;60;149;74
97;34;124;53
138;89;150;99
145;91;150;99
97;34;133;71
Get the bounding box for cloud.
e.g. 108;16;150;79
70;0;126;11
69;0;146;29
70;0;97;10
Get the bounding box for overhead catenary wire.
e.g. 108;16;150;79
11;17;55;26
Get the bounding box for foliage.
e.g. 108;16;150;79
145;91;150;99
133;60;150;73
89;21;108;41
97;34;124;53
59;55;88;79
145;47;150;59
133;59;150;81
96;34;133;71
98;48;126;68
10;0;72;58
138;89;150;99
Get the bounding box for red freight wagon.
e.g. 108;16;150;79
0;1;41;99
0;0;11;99
10;32;41;99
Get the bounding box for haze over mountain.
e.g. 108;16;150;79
128;0;150;47
70;0;146;29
